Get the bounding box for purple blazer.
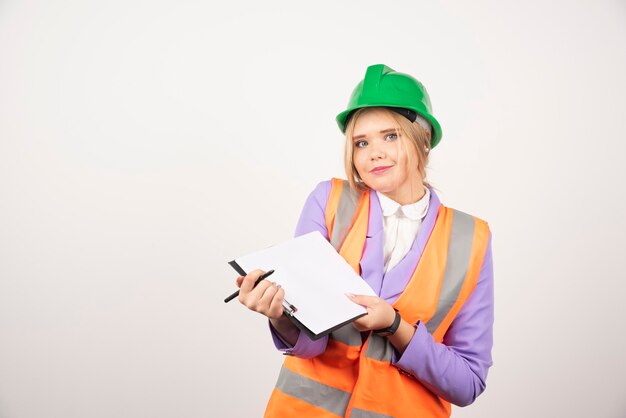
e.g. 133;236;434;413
270;180;494;407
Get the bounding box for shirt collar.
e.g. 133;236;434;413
377;187;431;221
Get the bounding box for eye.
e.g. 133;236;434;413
354;140;368;148
385;133;398;141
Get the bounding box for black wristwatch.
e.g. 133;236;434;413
373;309;401;336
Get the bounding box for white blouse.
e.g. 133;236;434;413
376;188;430;273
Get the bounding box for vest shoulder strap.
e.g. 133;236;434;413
428;207;490;341
325;178;362;252
324;178;370;274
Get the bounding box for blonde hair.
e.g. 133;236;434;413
343;107;432;193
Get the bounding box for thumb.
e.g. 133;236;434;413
346;293;379;307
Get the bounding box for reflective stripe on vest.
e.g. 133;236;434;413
330;323;363;347
265;178;490;418
364;334;393;362
275;365;351;416
425;210;475;334
329;179;359;251
325;178;370;273
326;179;365;252
351;408;394;418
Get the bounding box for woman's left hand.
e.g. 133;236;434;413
347;294;396;332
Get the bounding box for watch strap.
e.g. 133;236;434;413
373;309;401;336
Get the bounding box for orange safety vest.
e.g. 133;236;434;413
265;179;490;418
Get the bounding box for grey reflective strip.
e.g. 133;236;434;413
275;366;351;416
426;209;475;334
364;334;393;362
330;180;360;251
330;324;362;347
351;408;395;418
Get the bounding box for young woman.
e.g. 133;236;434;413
236;64;494;418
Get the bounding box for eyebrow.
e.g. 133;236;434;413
352;128;398;141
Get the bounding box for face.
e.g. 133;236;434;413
351;109;423;205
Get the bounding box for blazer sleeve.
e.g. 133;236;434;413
268;180;333;358
392;234;495;407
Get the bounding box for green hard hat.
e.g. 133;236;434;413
336;64;443;148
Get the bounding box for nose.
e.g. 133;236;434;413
369;144;386;160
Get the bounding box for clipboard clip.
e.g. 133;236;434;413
282;299;298;316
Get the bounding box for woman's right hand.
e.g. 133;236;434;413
236;269;286;320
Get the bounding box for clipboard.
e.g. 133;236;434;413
228;231;376;340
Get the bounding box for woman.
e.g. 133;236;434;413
236;64;494;417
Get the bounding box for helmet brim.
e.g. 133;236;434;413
336;104;442;149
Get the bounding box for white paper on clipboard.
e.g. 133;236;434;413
230;231;376;338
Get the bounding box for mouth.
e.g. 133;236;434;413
369;165;393;174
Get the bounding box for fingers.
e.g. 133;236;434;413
347;294;396;332
347;293;380;308
237;269;284;319
239;278;272;306
235;276;244;288
239;269;265;295
258;281;280;307
267;287;285;319
248;283;283;318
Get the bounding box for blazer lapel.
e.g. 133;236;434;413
379;189;442;302
359;189;385;296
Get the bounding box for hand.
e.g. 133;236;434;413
347;294;397;332
237;269;285;320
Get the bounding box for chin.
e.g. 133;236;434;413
363;178;396;193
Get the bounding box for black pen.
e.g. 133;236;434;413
223;269;275;303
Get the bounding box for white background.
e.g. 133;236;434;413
1;1;625;417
